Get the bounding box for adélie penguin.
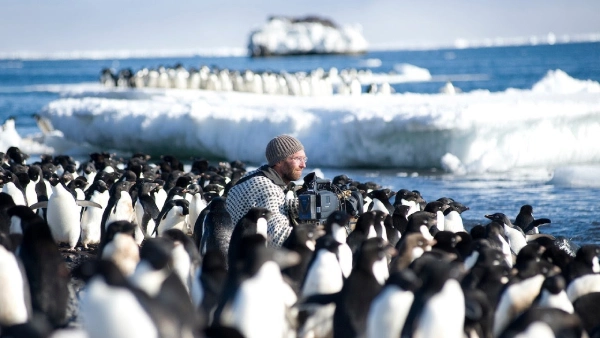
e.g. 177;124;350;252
78;259;198;338
332;237;395;338
227;207;271;270
98;220;140;277
80;179;110;249
162;228;203;307
0;242;31;327
216;234;300;338
401;258;465;338
323;210;353;278
366;269;421;338
133;180;161;242
199;197;234;260
14;206;70;328
100;180;136;240
30;172;101;250
153;198;190;236
281;222;322;294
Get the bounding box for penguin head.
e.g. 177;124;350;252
574;244;600;272
485;213;512;227
356;237;395;272
27;165;42;182
282;223;323;252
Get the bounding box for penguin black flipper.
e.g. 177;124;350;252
28;201;48;210
297;292;341;308
76;200;102;208
139;194;161;219
523;218;551;234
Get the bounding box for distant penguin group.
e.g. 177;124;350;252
100;64;394;96
1;145;600;338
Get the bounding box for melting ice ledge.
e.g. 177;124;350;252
8;70;600;182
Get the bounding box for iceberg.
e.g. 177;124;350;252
27;69;600;173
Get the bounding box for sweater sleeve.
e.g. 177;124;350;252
256;188;293;247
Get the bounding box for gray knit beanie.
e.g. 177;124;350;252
265;135;304;166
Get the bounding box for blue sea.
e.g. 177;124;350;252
1;42;600;246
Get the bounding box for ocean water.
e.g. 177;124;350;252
1;42;600;245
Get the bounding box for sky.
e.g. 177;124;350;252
1;0;599;54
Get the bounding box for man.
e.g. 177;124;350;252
226;135;307;247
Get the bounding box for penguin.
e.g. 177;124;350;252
514;204;552;235
227;207;271;270
15;206;70;328
296;235;344;338
80;179;111;249
133;180;161;243
216;234;300;338
281;222;322;294
101;180;136;242
563;244;600;284
492;259;561;337
323;210;353;278
485;213;528;255
1;170;27;206
332;237;395;338
401;258;465;338
300;234;346;298
0;242;31;327
498;307;585;338
24;165;42;208
393;189;421;217
404;210;439;238
162;228;203;306
366;269;421;338
390;232;435;273
347;211;378;255
153;198;190;236
200;197;234;260
443;203;467;233
79;259;197;338
199;248;228;323
0;192;17;235
535;274;574;314
366;189;395;215
40;173;83;250
392;204;411;236
99;220;140;277
186;183;208;233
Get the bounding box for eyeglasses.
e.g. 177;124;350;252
289;156;308;163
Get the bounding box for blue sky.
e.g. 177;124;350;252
1;0;599;53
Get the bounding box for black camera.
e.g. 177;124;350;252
298;178;340;223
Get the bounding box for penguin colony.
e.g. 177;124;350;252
100;64;395;96
1;145;599;338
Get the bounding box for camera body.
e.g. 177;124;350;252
298;178;340;223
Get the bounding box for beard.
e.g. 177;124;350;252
282;167;303;182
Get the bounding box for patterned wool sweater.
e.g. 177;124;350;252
225;165;297;247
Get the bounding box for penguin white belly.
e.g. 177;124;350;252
414;279;465;338
493;274;545;336
2;183;26;206
188;196;207;231
232;261;287;338
505;226;527;254
80;191;110;248
338;243;353;278
101;233;140;277
566;274;600;303
25;182;38;207
106;194;135;227
171;244;192;294
47;186;81;249
401;199;419;216
80;277;159;338
366;285;414;338
0;246;29;326
157;209;187;236
444;212;465;233
301;250;344;297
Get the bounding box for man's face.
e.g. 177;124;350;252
274;150;307;182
